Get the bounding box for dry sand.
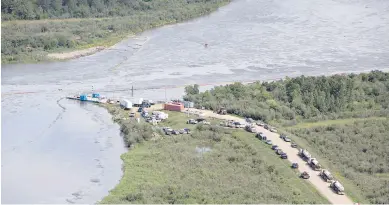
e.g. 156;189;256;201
186;108;355;204
47;46;105;60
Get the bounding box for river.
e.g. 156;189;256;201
2;0;389;203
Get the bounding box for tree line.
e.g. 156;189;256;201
184;71;389;124
1;0;223;20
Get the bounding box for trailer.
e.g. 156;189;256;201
120;99;132;110
330;181;345;195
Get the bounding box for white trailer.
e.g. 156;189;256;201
120;100;132;110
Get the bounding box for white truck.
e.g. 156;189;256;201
330;181;345;195
299;149;312;161
120;99;132;110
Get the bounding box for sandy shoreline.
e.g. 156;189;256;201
47;46;105;60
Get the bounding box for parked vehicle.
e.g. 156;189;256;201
179;129;185;134
280;153;288;159
187;119;197;124
270;128;277;133
264;124;269;130
300;171;310;179
172;130;180;135
163;127;173;132
234;121;245;128
137;107;144;112
291;163;299;169
129;112;135;118
308;158;322;171
291;143;298;148
271;145;279;150
299;149;312;161
183;128;191;134
217;107;227;115
256;132;267;140
245;125;256;133
320;170;335;183
283;137;291;142
266;140;273;145
330;181;345;195
256;121;264;126
276;149;284;155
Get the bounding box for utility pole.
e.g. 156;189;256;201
131;85;134;97
165;86;167;102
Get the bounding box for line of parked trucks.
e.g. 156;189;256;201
228;116;346;196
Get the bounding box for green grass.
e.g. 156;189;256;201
158;110;222;129
286;116;387;129
100;111;328;204
283;118;389;204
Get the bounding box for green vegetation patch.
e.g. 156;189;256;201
289;119;389;204
101;107;327;204
101;126;327;204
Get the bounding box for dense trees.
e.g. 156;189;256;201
1;0;230;64
184;71;389;124
1;0;226;20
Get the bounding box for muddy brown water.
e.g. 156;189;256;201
2;0;389;203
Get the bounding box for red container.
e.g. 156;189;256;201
164;103;184;112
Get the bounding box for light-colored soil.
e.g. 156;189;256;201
47;46;105;60
185;108;355;204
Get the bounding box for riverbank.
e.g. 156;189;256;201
100;104;327;204
47;46;105;60
1;0;231;64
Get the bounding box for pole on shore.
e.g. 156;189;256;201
131;85;134;97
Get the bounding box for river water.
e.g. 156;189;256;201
2;0;389;203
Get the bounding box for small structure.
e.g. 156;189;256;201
330;181;345;195
164;102;184;112
80;94;88;101
92;93;100;98
183;101;194;108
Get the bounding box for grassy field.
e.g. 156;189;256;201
284;118;389;204
285;116;387;129
100;108;328;204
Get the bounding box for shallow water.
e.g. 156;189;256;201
2;0;389;203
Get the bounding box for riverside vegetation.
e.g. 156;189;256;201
102;105;328;204
1;0;230;64
183;70;389;203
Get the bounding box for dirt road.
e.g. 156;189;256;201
186;108;354;204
